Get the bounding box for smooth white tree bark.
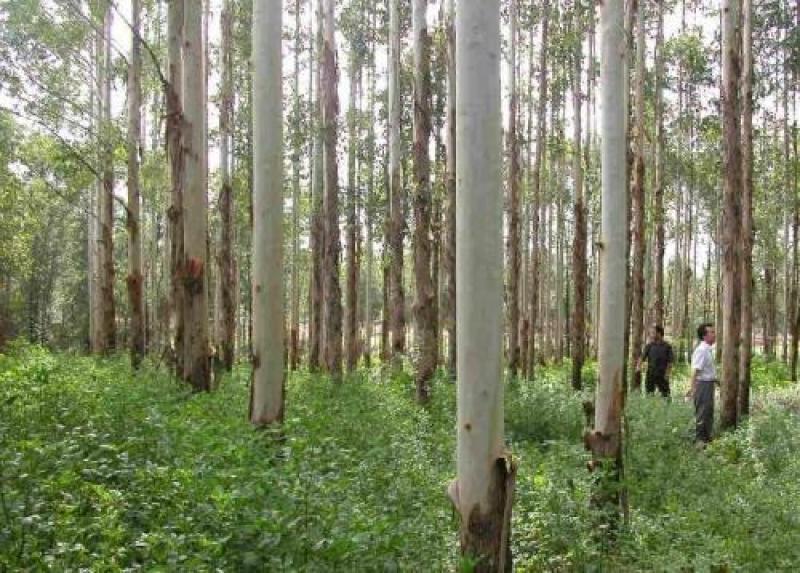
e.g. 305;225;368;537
451;0;514;567
593;0;626;454
250;0;285;425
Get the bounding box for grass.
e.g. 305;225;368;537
1;342;799;571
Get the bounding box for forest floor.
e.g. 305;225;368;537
1;343;800;572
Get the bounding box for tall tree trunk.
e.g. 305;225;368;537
629;0;646;391
720;0;742;431
738;0;753;416
389;0;406;365
791;10;799;382
250;0;285;425
167;0;185;376
791;90;799;382
506;0;521;379
449;2;515;568
217;0;236;372
412;0;436;402
653;0;665;329
364;28;377;368
289;0;303;372
127;0;145;368
765;264;776;359
571;4;586;391
586;0;626;523
98;1;116;353
345;56;361;372
321;0;343;380
309;6;324;371
89;36;99;352
521;36;534;380
527;0;549;378
182;0;210;391
444;0;457;377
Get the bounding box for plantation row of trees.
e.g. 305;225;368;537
0;0;799;567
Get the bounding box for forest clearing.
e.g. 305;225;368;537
1;0;799;569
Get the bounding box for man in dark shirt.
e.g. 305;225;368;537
635;325;674;397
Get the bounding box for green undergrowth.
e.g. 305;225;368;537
1;343;799;571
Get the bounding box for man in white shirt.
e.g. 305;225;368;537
688;323;717;444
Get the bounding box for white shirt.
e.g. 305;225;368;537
691;341;716;382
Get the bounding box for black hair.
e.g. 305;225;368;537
697;322;714;341
653;325;664;337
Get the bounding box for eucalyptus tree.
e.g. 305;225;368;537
629;0;646;390
182;0;210;390
343;0;365;373
720;0;743;430
309;2;324;371
571;1;586;391
250;0;285;425
321;0;342;380
506;0;521;379
449;1;515;566
167;0;185;376
127;0;144;369
444;0;457;376
739;0;753;416
412;0;437;402
388;0;406;365
217;0;237;372
527;0;549;377
653;0;665;329
585;0;626;521
96;0;116;354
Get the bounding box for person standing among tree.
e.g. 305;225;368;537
635;325;674;397
688;323;717;445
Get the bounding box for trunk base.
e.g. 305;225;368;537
450;455;516;572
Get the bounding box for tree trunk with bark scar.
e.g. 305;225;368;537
182;0;210;391
412;0;436;403
167;0;185;377
449;3;515;568
217;0;236;371
321;0;342;380
127;0;144;369
586;0;626;526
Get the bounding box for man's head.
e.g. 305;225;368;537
697;323;715;345
650;325;664;342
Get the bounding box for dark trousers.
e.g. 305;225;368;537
645;374;670;397
694;380;715;443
